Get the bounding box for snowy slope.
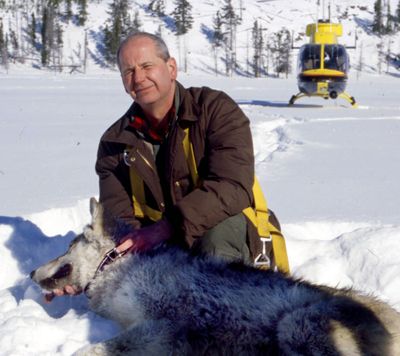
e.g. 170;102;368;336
0;0;399;75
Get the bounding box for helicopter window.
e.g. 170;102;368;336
324;45;348;72
299;44;321;71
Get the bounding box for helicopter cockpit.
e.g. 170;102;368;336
298;44;349;73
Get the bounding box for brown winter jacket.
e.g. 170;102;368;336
96;81;262;258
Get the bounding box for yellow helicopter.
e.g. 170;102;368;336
289;20;357;107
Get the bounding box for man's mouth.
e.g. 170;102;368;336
134;85;153;94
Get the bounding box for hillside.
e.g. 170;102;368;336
0;0;400;75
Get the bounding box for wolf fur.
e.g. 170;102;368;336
30;198;400;356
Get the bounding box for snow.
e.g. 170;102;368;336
1;0;400;354
1;71;399;355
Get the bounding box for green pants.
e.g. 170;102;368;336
191;213;251;264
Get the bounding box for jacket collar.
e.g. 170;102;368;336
175;81;200;123
101;81;200;145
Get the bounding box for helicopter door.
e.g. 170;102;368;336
298;44;321;71
323;44;349;73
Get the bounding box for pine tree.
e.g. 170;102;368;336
10;29;19;52
132;10;142;32
212;11;224;49
212;10;224;75
386;1;393;34
41;5;56;66
1;31;9;70
41;7;49;65
271;28;291;78
65;0;73;22
171;0;193;72
83;29;88;72
171;0;193;36
77;0;88;26
220;0;241;75
149;0;165;17
0;18;5;62
28;13;37;49
252;20;264;77
396;0;400;29
103;0;131;65
55;22;63;65
372;0;383;35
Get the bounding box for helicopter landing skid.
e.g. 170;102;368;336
339;92;357;107
288;92;357;107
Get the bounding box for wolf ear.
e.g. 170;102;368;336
89;197;104;236
90;197;100;218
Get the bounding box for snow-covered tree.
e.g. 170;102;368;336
372;0;384;35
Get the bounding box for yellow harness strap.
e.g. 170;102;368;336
127;129;290;273
183;128;290;274
126;147;162;222
183;129;200;187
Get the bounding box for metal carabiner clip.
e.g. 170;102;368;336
123;149;132;166
254;237;272;269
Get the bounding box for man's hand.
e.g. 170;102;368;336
116;219;173;254
43;219;173;303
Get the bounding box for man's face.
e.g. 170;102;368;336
119;37;177;110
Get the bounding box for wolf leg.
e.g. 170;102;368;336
73;319;189;356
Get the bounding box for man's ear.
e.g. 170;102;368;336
168;57;178;80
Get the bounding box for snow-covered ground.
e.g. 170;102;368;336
1;69;400;354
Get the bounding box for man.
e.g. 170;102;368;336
53;32;261;297
98;32;262;262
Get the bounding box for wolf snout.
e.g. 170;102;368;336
30;263;73;290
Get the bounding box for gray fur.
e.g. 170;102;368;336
31;198;400;356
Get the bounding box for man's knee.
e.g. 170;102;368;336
191;213;250;263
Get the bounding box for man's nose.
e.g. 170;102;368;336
133;68;145;83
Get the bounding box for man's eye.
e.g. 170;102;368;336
124;69;134;76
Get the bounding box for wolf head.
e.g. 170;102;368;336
30;198;115;294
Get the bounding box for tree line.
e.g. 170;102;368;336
372;0;400;35
1;0;399;76
0;0;293;76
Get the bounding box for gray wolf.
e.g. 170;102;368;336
30;198;400;355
